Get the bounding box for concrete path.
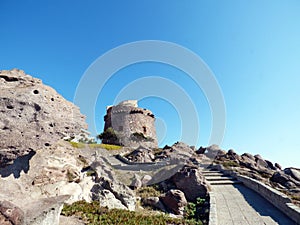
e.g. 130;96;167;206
204;170;296;225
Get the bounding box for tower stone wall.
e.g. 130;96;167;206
103;100;158;148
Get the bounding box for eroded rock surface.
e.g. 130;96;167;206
0;201;24;225
0;69;87;168
171;165;210;202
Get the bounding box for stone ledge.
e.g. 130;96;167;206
208;192;217;225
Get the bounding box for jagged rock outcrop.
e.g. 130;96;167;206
271;168;300;189
171;165;210;202
0;69;87;167
126;146;155;163
91;176;136;211
160;142;195;161
204;146;279;177
0;70;140;224
126;142;196;164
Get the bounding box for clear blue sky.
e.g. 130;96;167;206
1;1;299;168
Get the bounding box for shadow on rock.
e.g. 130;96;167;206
0;150;36;178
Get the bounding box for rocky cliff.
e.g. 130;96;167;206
0;69;87;168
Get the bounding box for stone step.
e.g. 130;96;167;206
202;170;222;173
206;176;236;181
202;172;225;176
209;180;243;185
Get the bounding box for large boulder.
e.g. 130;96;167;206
171;165;210;202
160;189;187;215
91;177;136;211
284;168;300;182
0;69;87;167
126;146;155;163
204;145;226;160
271;171;300;188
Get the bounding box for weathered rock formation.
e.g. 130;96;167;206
0;70;139;224
170;165;210;202
125;141;195;164
0;69;87;168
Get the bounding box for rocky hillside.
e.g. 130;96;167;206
1;69;298;224
0;69;87;168
0;69;210;225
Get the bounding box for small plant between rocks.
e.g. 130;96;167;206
184;197;209;225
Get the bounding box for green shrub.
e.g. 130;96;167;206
97;127;119;144
184;197;206;224
61;200;201;225
136;186;161;199
222;161;239;168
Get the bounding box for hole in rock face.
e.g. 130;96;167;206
44;143;50;147
49;123;54;127
33;90;39;94
6;105;14;109
0;75;19;82
51;98;54;101
34;103;41;111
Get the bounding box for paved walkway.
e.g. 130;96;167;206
203;170;296;225
212;184;295;225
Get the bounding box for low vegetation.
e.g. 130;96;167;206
136;186;162;199
184;197;208;224
69;141;121;150
97;127;119;144
221;161;239;168
61;200;202;225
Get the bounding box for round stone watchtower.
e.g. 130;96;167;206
102;100;158;148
